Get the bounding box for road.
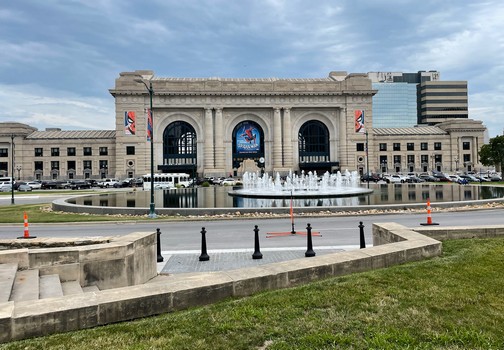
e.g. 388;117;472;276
1;209;502;253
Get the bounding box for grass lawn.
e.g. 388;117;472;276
1;238;503;349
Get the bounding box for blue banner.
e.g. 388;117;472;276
236;123;260;153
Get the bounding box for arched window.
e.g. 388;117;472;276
161;121;197;174
298;120;332;172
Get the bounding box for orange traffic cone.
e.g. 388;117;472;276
18;211;37;239
420;198;439;226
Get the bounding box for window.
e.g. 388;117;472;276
51;161;60;170
0;148;7;157
379;143;387;151
463;154;471;163
0;162;7;172
83;160;92;170
51;148;60;156
35;148;43;157
67;147;76;156
83;147;92;156
434;142;442;150
407;143;414;151
67;160;76;170
393;143;401;151
421;143;428;151
34;161;43;171
126;146;136;155
356;143;365;152
462;142;470;150
99;147;108;156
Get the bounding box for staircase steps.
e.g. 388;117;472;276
0;263;18;303
9;269;40;302
39;274;64;299
61;280;84;296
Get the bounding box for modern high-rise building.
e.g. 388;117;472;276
368;71;468;127
418;80;469;124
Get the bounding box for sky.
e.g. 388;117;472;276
0;0;503;137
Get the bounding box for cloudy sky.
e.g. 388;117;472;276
1;0;503;137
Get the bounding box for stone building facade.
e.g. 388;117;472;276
0;70;488;181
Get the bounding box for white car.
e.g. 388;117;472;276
97;178;119;188
384;174;407;183
221;178;237;186
25;181;42;189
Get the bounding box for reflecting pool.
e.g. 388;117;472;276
65;184;504;209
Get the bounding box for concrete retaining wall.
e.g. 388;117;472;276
0;232;157;289
0;222;448;343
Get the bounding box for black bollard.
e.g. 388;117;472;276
199;227;210;261
156;228;164;262
305;223;316;257
358;221;366;249
252;225;263;259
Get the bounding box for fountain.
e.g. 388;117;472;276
229;170;374;199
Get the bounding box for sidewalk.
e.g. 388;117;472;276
157;246;357;274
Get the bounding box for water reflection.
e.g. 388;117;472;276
66;184;504;209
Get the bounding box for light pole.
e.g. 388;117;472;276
16;165;21;180
10;134;15;205
134;77;156;218
365;130;369;188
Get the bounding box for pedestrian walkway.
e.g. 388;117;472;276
158;246;357;274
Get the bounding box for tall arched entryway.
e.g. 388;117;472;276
298;120;338;173
232;121;265;174
158;121;197;177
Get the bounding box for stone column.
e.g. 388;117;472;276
273;107;282;170
204;108;214;172
214;108;225;173
282;107;293;169
339;108;347;169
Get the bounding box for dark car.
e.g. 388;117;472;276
361;173;381;182
70;180;92;190
113;180;131;188
419;174;439;182
41;181;59;189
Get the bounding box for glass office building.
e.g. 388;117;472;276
372;82;418;128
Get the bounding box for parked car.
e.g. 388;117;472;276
70;180;92;190
384;174;407;183
113;179;133;188
361;173;381;182
406;176;426;183
41;181;59;189
17;184;33;192
419;174;439;182
56;181;72;189
459;174;479;182
25;181;42;189
97;178;119;188
0;183;12;192
221;178;237;186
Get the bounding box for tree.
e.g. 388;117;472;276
479;135;504;172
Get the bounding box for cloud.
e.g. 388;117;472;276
0;84;115;130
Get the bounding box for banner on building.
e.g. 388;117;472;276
146;109;153;142
124;111;136;135
236;122;260;153
354;110;365;133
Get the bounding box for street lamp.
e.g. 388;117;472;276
365;130;369;188
10;134;15;205
134;77;156;218
16;165;21;180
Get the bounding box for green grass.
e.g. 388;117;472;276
0;204;147;224
1;238;503;349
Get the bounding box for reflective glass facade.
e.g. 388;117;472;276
372;83;418;127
